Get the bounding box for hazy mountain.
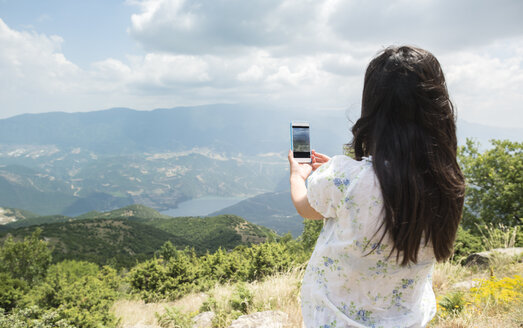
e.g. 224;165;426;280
457;120;523;149
0;149;286;215
0;105;349;156
0;104;520;216
210;191;303;237
0;105;520;156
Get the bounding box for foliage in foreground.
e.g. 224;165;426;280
459;139;522;230
128;238;309;302
0;231;120;328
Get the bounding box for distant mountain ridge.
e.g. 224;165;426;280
1;104;520;156
0;105;349;156
210;191;304;237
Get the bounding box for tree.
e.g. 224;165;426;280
0;229;52;285
459;139;522;230
301;219;323;251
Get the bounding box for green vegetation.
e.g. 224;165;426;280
144;214;276;252
0;230;52;284
0;209;278;268
127;239;307;302
78;204;170;220
1;219;184;268
459;139;522;230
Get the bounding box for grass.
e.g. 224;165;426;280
113;256;522;328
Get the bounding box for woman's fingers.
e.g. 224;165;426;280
312;150;331;163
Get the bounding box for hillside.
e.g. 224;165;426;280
6;214;73;229
0;207;278;267
16;218;188;267
76;204;171;220
0;206;37;225
142;214;277;251
4;204;170;229
210;191;304;237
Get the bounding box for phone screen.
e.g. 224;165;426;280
292;124;311;159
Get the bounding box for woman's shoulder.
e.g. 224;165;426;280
311;154;373;185
327;154;372;171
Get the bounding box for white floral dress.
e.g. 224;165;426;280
302;155;436;328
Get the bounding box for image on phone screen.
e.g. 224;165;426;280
291;122;311;162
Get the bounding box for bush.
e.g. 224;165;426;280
0;229;52;285
23;260;120;328
229;283;254;314
0;273;27;313
155;306;195;328
129;240;305;302
0;305;74;328
453;226;484;261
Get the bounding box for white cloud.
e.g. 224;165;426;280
129;0;291;53
237;65;264;82
0;18;85;116
328;0;523;53
441;40;523;127
0;19;80;89
1;0;523;128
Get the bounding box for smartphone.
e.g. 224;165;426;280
290;121;311;163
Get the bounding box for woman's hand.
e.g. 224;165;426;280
288;150;324;220
311;150;331;170
288;150;313;182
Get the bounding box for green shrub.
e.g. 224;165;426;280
229;283;254;314
155;306;195;328
0;229;52;285
23;260;119;328
0;305;74;328
453;226;484;262
0;273;27;313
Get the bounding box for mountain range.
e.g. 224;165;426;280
0;104;521;231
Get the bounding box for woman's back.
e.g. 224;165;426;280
289;45;465;328
302;155;436;327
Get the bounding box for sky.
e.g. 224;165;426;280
0;0;522;128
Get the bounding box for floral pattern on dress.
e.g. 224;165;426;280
302;155;437;328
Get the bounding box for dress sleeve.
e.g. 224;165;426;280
307;156;350;219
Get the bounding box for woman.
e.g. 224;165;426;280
289;46;465;327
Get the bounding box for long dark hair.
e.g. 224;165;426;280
350;46;465;266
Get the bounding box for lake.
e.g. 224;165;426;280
161;196;247;217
